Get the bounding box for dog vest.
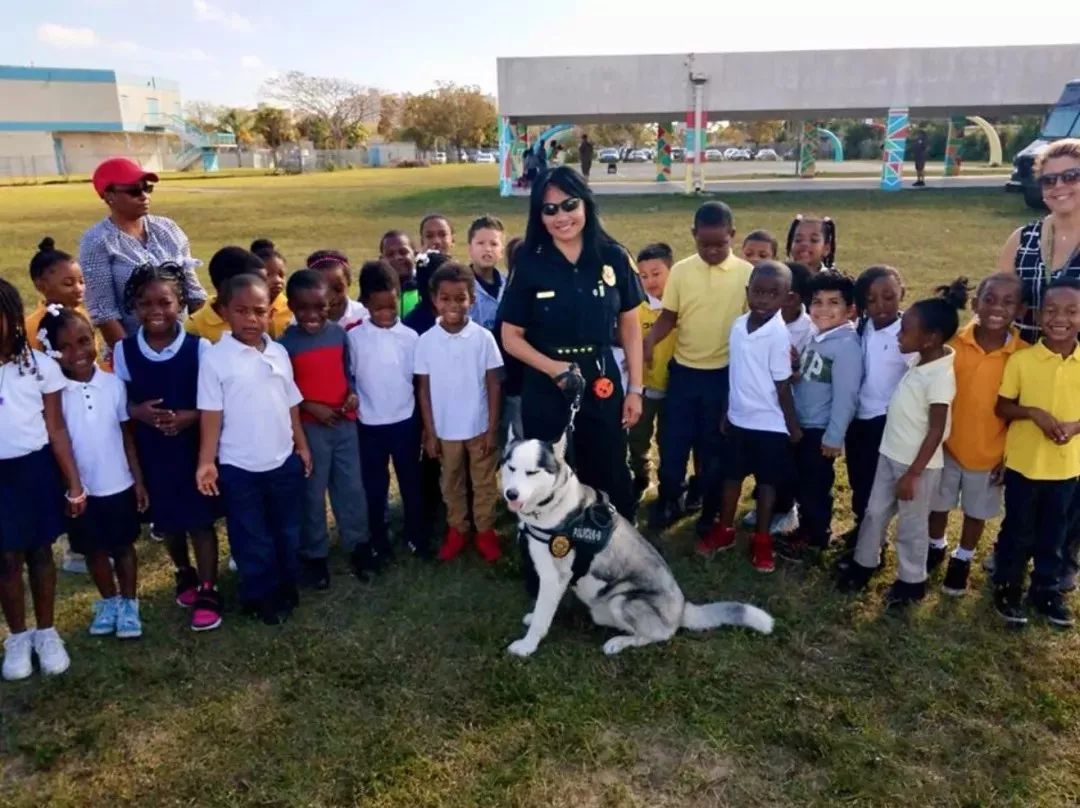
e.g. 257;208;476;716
519;492;617;584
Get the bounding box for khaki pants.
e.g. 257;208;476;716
440;435;499;532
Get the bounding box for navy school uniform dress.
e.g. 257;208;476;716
498;239;644;520
121;329;217;534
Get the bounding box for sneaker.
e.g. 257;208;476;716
148;523;165;542
89;596;120;636
191;585;223;632
884;579;927;609
115;598;143;640
776;534;817;564
227;555;238;573
941;557;971;596
648;496;685;530
749;532;775;574
770;506;800;537
1029;590;1074;628
174;567;199;608
684;476;703;514
993;584;1028;625
926;543;948;573
299;556;330;590
696;525;736;556
61;549;88;574
2;631;34;681
32;627;70;676
437;527;470;562
837;559;876;593
475;530;502;564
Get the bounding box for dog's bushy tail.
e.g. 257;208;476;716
681;602;774;635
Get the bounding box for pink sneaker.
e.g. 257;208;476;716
174;567;199;608
190;585;223;632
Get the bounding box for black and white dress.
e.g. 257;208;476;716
1013;219;1080;343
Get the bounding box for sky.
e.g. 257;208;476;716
3;0;1080;108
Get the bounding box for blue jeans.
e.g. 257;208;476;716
219;455;304;604
994;470;1077;593
658;361;729;507
358;418;425;550
301;420;368;558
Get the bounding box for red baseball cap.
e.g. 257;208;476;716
92;158;159;198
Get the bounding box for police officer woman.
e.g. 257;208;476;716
500;166;645;519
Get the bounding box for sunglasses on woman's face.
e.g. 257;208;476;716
111;183;154;197
541;197;582;217
1039;168;1080;189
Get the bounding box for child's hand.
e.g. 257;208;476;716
169;410;198;436
66;488;87;518
196;463;219;496
424;432;441;459
480;430;497;457
303;401;341;427
297;446;313;478
135;483;150;513
990;462;1006;486
895;471;919;501
1030;408;1068;443
343;393;359;413
131;398;171;430
821;443;842;458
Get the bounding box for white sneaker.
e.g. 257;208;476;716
770;505;800;536
2;631;34;681
32;627;70;676
741;510;758;528
227;555;238;573
62;549;88;574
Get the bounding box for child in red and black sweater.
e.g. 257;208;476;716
278;269;373;585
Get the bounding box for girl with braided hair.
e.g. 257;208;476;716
786;214;838;273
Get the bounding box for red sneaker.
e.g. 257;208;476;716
750;532;776;573
437;527;470;562
696;525;736;555
474;530;502;563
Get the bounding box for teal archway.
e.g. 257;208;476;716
535;123;575;150
815;127;844;162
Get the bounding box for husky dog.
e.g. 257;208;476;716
501;434;774;657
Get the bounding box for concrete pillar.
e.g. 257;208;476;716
798;121;817;178
655;123;671;182
943;115;966;177
880;107;909;191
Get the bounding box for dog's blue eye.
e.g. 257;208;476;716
525;470;539;476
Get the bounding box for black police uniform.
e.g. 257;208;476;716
499;239;644;519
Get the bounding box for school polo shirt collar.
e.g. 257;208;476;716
434;318;477;339
1033;340;1080;363
136;324;186;359
955;321;1022;356
63;366;108;393
812;321;857;343
221;332;290;377
910;345;956;376
743;310;786;340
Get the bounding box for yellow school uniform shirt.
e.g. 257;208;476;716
660;252;752;369
640;298;677;392
184;296;229;343
269;293;292;339
944;321;1024;471
999;341;1080;481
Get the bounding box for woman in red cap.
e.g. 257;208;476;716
79;158;208;348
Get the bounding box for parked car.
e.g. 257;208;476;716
670;147;686;162
704;148;725;162
433;152;447;164
598;148;620;163
626;150;649;162
755;148;779;161
1008;79;1080;208
475;152;496;164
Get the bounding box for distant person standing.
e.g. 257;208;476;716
912;130;929;187
535;139;548;174
579;135;595;180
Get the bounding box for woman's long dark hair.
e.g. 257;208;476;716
523;166;618;264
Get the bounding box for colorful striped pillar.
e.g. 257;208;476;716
880;107;910;191
799;121;817;178
655;123;672;182
498;116;512;197
943;115;966;177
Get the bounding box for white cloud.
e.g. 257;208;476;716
240;55;264;70
36;23;100;48
193;0;253;32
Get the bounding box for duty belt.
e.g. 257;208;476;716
547;344;602;357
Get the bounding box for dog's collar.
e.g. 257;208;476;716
519;491;616;585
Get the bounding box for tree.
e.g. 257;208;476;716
216;107;254;167
400;83;496;155
183;100;222;133
252;105;297;167
261;71;380;149
377;94;402;139
296;115;331;149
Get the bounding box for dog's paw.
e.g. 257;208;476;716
507;639;538;657
602;636;635;656
522;612;533;627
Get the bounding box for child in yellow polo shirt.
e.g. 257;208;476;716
993;278;1080;628
251;239;291;338
185;246;267;343
25;238;88;352
627;243;676;502
927;273;1026;595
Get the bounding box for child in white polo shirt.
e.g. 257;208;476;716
700;262;801;573
416;263;504;563
348;260;427;561
196;274;311;626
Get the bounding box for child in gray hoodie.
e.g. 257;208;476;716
779;272;862;562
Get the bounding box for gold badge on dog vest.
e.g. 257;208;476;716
602;264;615;286
550;535;572;558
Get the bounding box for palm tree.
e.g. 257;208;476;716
217;107;255;167
252;105;296;169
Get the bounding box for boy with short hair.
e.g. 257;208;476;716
780;271;861;562
186;246;266;343
701;261;801;572
992;278;1080;627
783;261;815;356
627;243;677;500
465;215;505;331
278;269;372;585
419;213;454;255
644;201;754;531
415;262;504;563
741;230;778;265
379;230;419;318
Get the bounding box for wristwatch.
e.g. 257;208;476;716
627;384;644;396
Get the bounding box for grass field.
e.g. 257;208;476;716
2;165;1078;807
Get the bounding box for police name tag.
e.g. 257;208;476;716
536;290;555;299
569;502;615;553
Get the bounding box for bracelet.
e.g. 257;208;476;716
64;488;87;505
627;384;644;396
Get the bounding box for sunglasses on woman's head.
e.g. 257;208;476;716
1039;168;1080;189
541;197;582;217
110;183;154;197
